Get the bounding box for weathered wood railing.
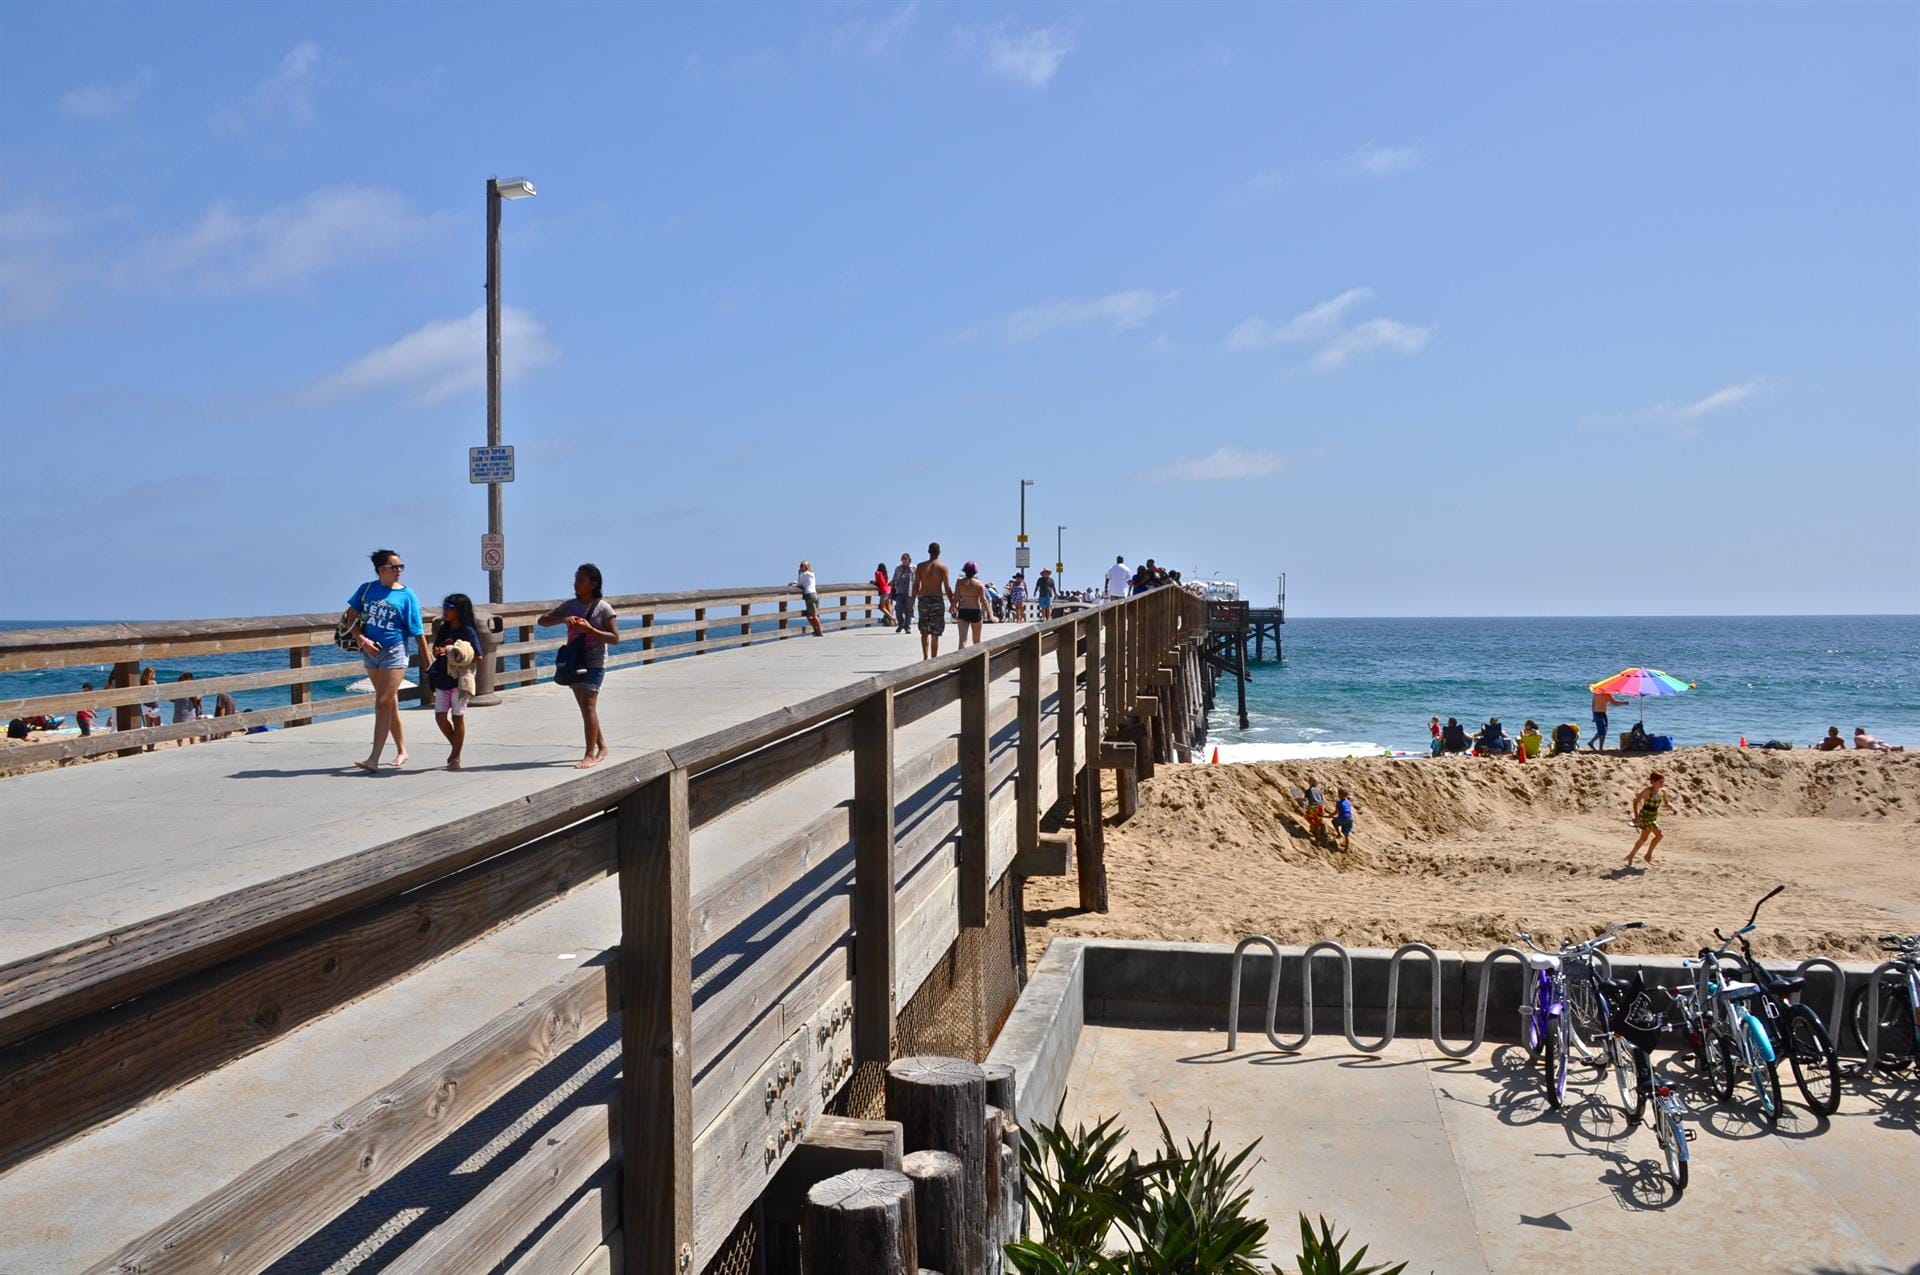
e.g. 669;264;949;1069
0;583;880;772
0;585;1209;1275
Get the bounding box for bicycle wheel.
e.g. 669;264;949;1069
1751;1056;1783;1128
1567;978;1605;1065
1539;1016;1563;1109
1784;1004;1841;1116
1703;1029;1736;1103
1847;979;1917;1070
1660;1106;1689;1196
1608;1039;1641;1122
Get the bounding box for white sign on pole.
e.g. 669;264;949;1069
481;533;505;572
468;445;516;484
1014;546;1032;569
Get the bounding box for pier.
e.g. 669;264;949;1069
0;581;1211;1274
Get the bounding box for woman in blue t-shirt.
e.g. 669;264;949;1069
347;548;429;772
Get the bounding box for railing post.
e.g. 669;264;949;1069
110;659;141;756
838;595;848;632
779;600;790;633
618;768;693;1275
519;624;533;674
287;646;310;729
1016;633;1041;856
957;651;989;928
740;603;752;646
853;690;897;1064
1102;606;1120;735
1077;615;1107;912
641;612;654;665
1054;620;1077;815
693;607;707;648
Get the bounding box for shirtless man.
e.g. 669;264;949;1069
911;542;954;660
1590;688;1630;751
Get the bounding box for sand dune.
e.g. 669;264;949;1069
1024;747;1920;961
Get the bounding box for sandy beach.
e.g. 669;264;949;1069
1025;746;1920;962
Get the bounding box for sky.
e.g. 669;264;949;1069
2;1;1916;620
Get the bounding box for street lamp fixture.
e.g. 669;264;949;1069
495;178;537;200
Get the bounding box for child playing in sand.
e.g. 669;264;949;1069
1301;778;1327;841
1624;771;1669;868
1332;789;1355;850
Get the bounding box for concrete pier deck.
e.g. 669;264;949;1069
1064;1025;1919;1273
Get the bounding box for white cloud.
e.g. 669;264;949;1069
957;21;1076;88
145;186;444;292
304;307;559;409
210;41;328;132
1585;379;1774;428
1157;447;1297;482
997;289;1177;342
834;2;920;57
1342;143;1424;178
1226;287;1431;373
61;70;153;120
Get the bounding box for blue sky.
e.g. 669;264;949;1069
3;1;1915;619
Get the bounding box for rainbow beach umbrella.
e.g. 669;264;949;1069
1589;666;1695;724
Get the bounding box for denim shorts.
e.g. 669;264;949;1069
363;643;410;671
573;666;605;693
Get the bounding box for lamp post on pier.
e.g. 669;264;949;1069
484;175;537;605
1056;524;1066;579
1015;478;1033;581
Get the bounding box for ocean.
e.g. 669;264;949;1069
1208;615;1920;760
7;615;1916;754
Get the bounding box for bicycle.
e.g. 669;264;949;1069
1516;922;1644;1112
1681;890;1784;1128
1846;933;1920;1071
1717;888;1841;1116
1607;975;1693;1197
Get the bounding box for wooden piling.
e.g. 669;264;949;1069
801;1168;917;1275
902;1151;966;1275
886;1057;988;1275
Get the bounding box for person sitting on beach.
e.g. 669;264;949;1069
1475;717;1511;755
1814;726;1846;752
1853;728;1904;752
1440;718;1471;754
1622;721;1651;754
1519;720;1543;760
1551;722;1581;755
1624;771;1670;867
171;672;203;746
1332;790;1355;850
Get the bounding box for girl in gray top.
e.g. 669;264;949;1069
539;563;618;768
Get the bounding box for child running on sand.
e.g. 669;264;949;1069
1332;789;1355;850
1624;771;1669;868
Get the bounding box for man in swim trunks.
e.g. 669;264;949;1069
912;542;953;660
1590;687;1629;751
1624;770;1669;867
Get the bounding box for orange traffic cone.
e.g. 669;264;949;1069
1740;736;1747;749
1210;747;1220;765
1517;738;1527;763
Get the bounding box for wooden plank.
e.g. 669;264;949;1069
0;626;335;674
956;650;989;930
384;1101;616;1275
851;690;896;1064
893;667;960;728
504;1169;618;1275
667;677;881;776
618;769;694;1275
1134;694;1160;718
689;714;855;830
0;691;383;771
1098;741;1137;769
0;814;616;1172
0;747;672;1050
1016;634;1041;858
1010;833;1071;878
1054;625;1078;818
0;654;366;718
87;960;615;1274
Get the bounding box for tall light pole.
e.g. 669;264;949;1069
1056;524;1066;579
485;175;536;604
1015;478;1033;579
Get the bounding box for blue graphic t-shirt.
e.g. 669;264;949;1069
349;581;423;650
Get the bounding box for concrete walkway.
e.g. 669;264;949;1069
1064;1026;1918;1273
0;621;994;965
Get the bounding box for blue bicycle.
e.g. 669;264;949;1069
1682;887;1784;1128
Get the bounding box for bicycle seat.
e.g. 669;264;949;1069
1720;981;1761;998
1525;952;1559;971
1600;977;1639;1002
1768;973;1806;994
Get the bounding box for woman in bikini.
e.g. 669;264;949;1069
1624;770;1669;868
953;561;989;650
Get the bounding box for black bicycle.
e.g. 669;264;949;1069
1717;888;1842;1116
1847;933;1920;1071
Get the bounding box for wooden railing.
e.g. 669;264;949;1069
0;585;1209;1275
0;583;881;772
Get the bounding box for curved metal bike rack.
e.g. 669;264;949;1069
1225;936;1532;1058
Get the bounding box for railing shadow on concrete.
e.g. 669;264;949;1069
0;584;1212;1275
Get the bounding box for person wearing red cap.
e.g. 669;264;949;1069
953;561;989;650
